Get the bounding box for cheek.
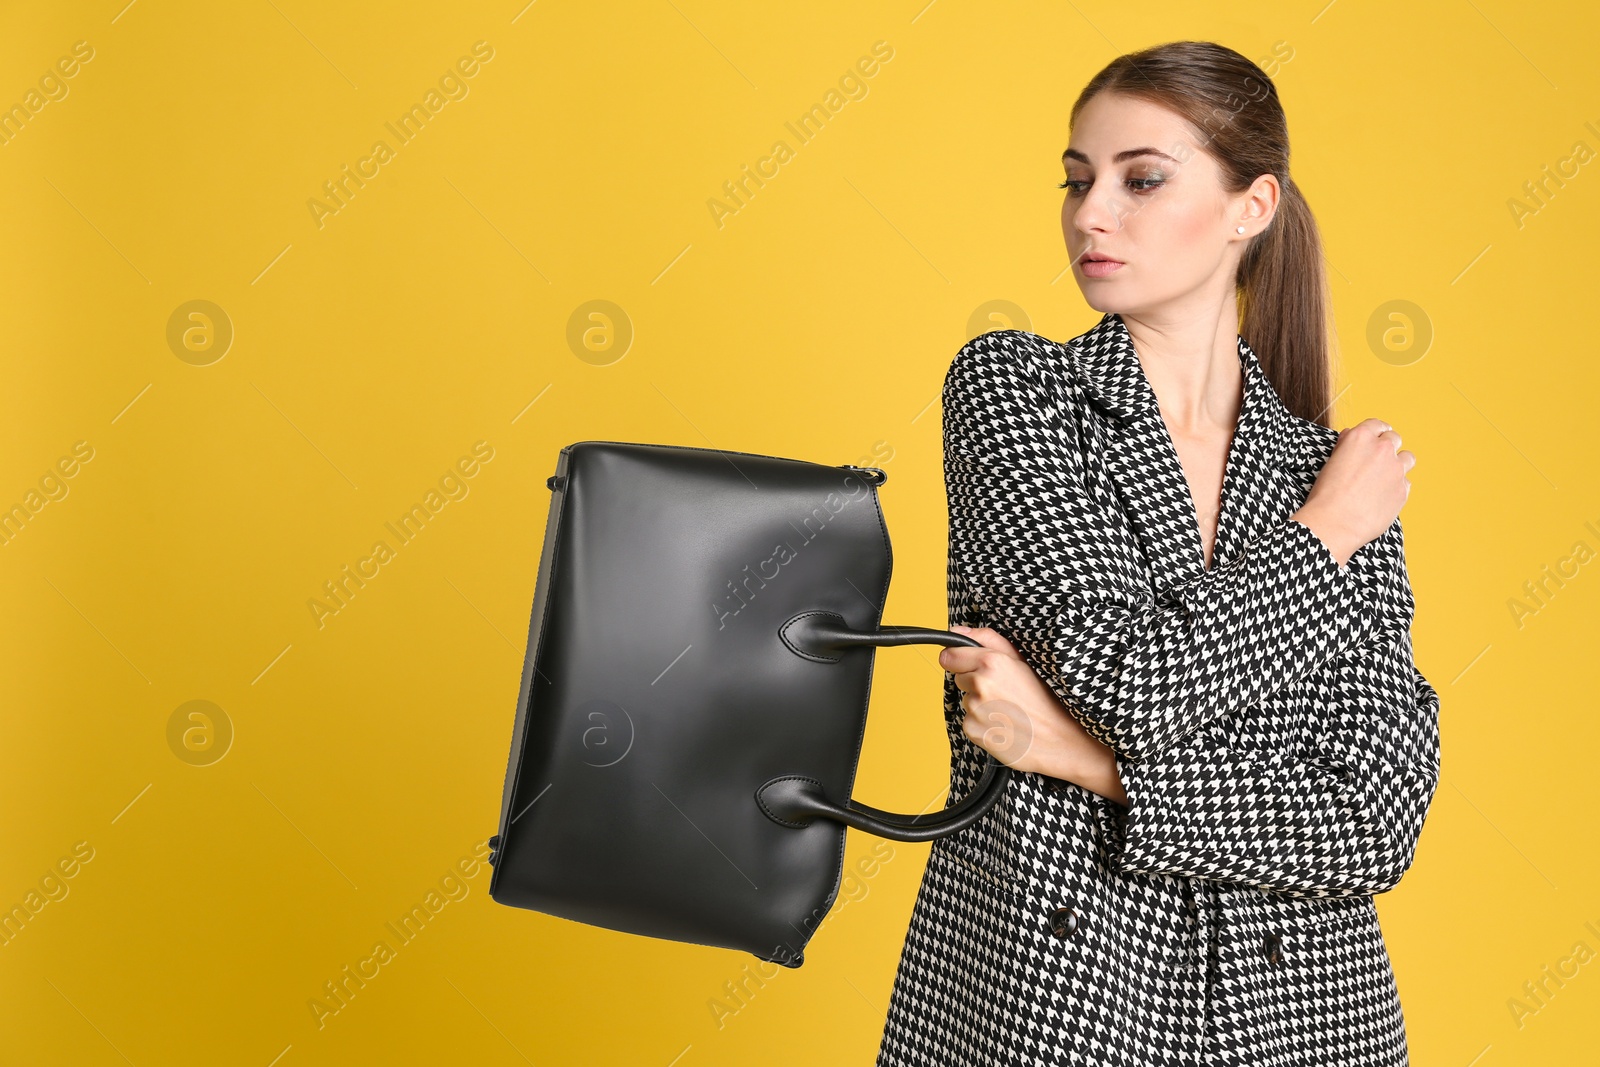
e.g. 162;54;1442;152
1160;197;1221;245
1134;198;1223;272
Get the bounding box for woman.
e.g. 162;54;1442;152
874;41;1441;1067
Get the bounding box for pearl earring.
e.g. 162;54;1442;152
1236;225;1246;234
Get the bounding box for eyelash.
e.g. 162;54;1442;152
1057;178;1166;195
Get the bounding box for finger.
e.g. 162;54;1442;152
952;625;1015;654
939;645;984;673
951;623;991;642
958;696;977;733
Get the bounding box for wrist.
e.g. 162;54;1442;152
1053;735;1128;806
1289;506;1357;569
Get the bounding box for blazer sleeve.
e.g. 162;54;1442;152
943;332;1378;762
1090;528;1442;897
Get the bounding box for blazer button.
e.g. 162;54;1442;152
1048;906;1082;939
1264;933;1283;965
1047;778;1068;797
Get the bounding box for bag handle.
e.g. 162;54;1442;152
755;612;1013;843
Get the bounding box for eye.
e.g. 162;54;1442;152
1057;177;1166;196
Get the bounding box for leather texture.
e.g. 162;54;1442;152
487;441;1010;968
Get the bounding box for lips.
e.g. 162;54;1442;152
1081;253;1123;264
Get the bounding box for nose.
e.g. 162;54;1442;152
1070;189;1123;237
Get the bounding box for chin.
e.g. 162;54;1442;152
1079;293;1130;314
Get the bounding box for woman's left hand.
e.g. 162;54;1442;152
940;623;1125;802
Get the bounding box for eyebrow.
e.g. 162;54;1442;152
1061;147;1181;165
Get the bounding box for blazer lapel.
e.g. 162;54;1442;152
1070;312;1302;597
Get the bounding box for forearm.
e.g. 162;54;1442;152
1081;628;1441;898
1045;706;1130;806
1290;506;1359;569
1071;746;1129;807
1004;518;1377;762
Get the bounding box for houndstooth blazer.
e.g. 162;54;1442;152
875;312;1441;1067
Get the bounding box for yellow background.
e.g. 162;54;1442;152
2;1;1596;1063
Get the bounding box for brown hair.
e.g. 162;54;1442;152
1071;40;1336;427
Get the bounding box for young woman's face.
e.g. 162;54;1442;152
1060;92;1253;314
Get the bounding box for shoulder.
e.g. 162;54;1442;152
949;328;1052;369
942;329;1085;459
1279;408;1341;476
944;328;1082;404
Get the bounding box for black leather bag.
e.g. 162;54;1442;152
486;441;1010;968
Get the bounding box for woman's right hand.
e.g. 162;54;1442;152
1289;417;1416;568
